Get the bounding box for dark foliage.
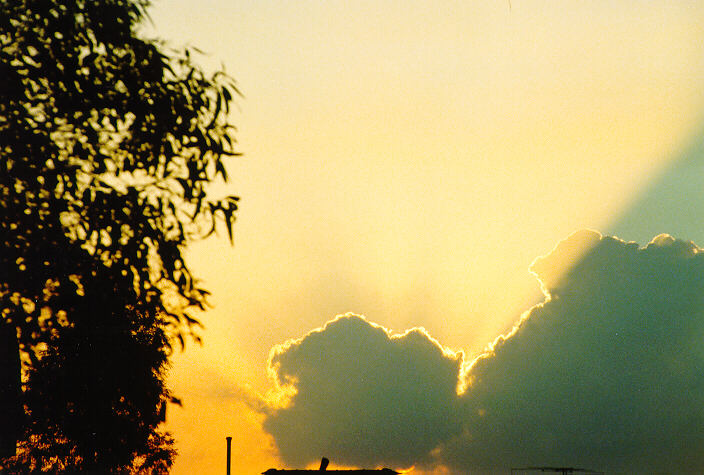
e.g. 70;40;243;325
0;0;239;471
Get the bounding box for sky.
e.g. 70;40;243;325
138;1;704;473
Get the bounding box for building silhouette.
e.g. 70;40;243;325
262;457;399;474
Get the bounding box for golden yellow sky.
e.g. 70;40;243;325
142;1;704;472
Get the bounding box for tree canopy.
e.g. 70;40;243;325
0;0;239;471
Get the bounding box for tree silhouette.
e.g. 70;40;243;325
0;0;239;471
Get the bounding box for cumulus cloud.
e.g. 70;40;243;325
444;230;704;473
262;314;463;469
262;231;704;473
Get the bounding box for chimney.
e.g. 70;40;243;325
226;436;232;475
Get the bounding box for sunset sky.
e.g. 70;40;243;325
139;1;704;473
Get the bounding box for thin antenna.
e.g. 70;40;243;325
511;467;603;475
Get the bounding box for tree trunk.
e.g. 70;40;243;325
0;322;22;458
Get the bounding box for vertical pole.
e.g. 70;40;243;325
226;436;232;475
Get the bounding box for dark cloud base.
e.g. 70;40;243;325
262;231;704;473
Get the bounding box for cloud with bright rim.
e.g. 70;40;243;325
262;314;463;469
262;231;704;473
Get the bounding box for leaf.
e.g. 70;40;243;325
215;158;227;181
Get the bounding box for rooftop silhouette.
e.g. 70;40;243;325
263;457;399;474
